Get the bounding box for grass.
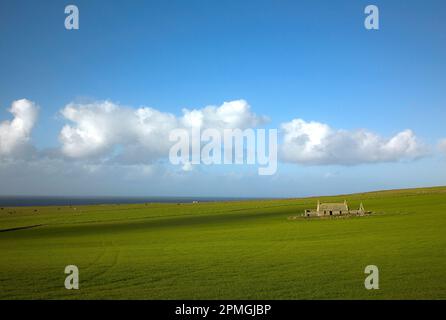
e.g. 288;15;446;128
0;186;445;299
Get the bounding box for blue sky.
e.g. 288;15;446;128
0;0;445;197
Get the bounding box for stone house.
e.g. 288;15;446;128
304;200;366;217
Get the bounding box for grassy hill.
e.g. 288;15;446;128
0;186;445;299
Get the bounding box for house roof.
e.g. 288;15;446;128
319;203;348;211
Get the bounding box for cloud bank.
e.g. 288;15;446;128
59;99;266;163
0;98;435;170
280;118;427;165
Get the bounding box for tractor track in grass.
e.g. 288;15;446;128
83;241;121;285
139;222;299;289
83;245;108;272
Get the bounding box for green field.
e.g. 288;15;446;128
0;186;445;299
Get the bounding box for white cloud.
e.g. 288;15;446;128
280;118;427;165
59;99;266;162
181;99;268;129
0;99;38;156
59;101;179;159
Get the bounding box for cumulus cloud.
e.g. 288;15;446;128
0;99;38;156
280;118;427;165
59;101;178;159
181;99;268;129
59;99;266;162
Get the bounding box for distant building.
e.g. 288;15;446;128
304;200;367;217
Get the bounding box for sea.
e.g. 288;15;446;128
0;196;262;207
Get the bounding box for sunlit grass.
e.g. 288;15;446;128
0;186;445;299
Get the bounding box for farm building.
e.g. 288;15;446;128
304;200;367;217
